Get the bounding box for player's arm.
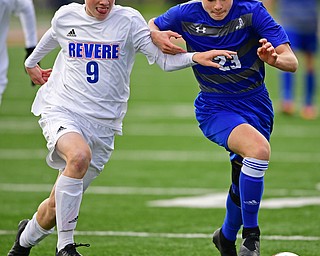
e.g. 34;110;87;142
25;28;59;85
257;38;298;72
152;48;237;71
148;18;186;55
193;50;237;68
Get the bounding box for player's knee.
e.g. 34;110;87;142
67;149;92;176
257;145;270;160
249;141;271;161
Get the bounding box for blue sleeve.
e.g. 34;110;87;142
252;3;290;48
154;5;182;33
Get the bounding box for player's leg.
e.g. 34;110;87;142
54;132;91;253
280;72;295;115
301;35;317;120
221;160;243;240
227;123;270;255
0;46;9;106
7;183;56;255
55;120;115;255
0;8;10;106
196;110;246;256
213;160;243;256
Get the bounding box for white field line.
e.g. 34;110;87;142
0;119;319;138
0;183;319;197
0;148;320;163
148;193;320;209
0;229;319;241
0;183;216;195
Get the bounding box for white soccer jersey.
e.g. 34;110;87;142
26;3;196;133
0;0;37;91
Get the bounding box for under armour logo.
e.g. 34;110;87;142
196;26;207;34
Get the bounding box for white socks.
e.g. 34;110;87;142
19;213;54;248
55;175;83;251
18;175;83;251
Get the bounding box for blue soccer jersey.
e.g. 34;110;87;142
154;0;290;97
154;0;291;160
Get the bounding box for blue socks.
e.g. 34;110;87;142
281;71;316;106
221;158;268;241
240;158;267;228
222;193;243;241
282;72;294;101
305;72;315;106
239;172;264;228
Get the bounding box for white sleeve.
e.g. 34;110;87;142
25;28;60;68
131;11;196;71
143;42;196;71
16;0;38;48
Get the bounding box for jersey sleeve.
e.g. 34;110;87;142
252;2;290;48
16;0;38;48
131;9;195;71
24;28;59;68
154;5;181;32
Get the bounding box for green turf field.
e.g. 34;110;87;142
1;7;320;256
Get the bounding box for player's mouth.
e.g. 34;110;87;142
96;6;108;15
211;11;226;19
213;11;224;16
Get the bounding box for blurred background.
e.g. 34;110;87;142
7;0;184;46
32;0;184;10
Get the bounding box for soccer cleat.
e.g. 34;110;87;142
212;228;237;256
7;219;32;256
56;243;90;256
239;233;260;256
300;105;317;120
280;101;295;116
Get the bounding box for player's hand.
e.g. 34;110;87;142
25;65;52;86
25;47;39;86
193;50;237;68
151;30;187;55
257;38;278;66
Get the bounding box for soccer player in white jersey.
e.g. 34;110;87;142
0;0;37;105
6;0;236;255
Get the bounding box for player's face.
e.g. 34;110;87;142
202;0;233;20
85;0;115;20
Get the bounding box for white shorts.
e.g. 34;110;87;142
38;107;116;190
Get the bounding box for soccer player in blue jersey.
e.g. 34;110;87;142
148;0;298;255
264;0;318;120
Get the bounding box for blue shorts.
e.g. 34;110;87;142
286;29;318;53
194;86;274;162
